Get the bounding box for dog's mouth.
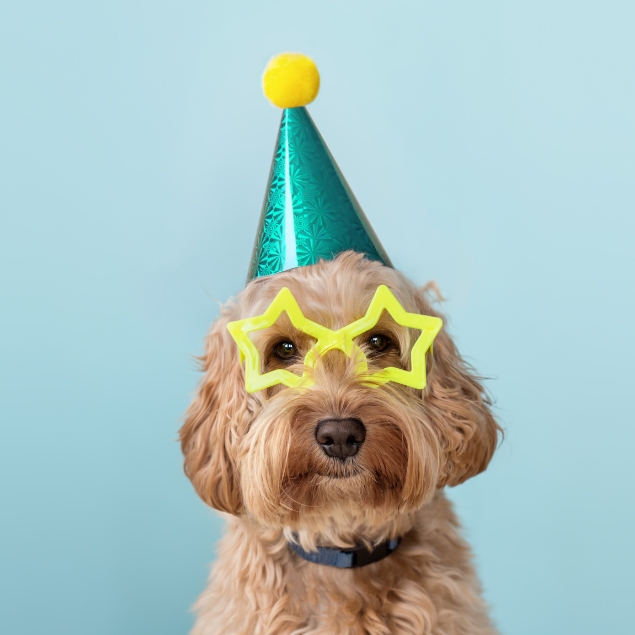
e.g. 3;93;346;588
289;461;362;482
280;462;405;521
319;458;363;479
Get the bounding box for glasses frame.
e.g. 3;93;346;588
227;285;443;394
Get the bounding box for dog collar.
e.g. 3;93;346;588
289;537;401;569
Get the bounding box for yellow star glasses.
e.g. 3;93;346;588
227;285;443;394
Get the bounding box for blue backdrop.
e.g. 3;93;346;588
2;1;634;634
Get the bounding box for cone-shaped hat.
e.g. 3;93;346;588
248;53;392;280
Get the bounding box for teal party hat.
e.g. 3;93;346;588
248;53;391;281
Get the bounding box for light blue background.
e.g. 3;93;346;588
1;1;634;633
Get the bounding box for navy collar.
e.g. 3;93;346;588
289;536;401;568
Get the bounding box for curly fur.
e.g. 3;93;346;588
180;252;501;634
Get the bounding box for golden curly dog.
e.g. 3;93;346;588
180;251;501;634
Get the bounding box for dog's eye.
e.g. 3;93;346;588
367;333;393;354
273;340;298;361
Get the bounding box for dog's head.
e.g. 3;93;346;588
180;252;500;538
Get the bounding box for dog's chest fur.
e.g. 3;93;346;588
191;493;497;635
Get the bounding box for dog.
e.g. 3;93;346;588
180;250;501;634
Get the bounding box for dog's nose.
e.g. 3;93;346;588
315;418;366;460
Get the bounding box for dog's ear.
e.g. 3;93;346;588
179;308;247;514
415;291;501;487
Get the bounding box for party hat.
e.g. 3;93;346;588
248;53;392;280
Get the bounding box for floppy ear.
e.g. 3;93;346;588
415;291;502;487
179;307;248;514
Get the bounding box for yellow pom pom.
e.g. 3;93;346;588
262;53;320;109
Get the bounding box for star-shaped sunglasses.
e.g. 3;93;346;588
227;285;443;394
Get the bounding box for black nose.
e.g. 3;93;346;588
315;418;366;460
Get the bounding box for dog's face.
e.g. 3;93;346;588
180;252;499;538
